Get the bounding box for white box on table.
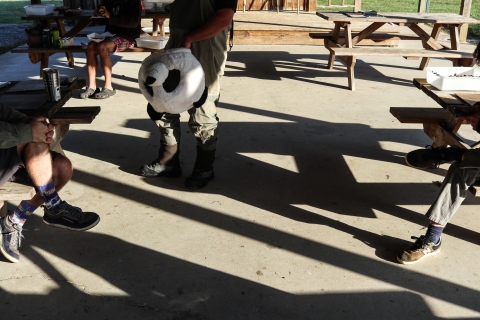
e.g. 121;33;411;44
24;5;55;16
426;66;480;91
136;36;169;50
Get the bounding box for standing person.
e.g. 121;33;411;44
397;42;480;265
0;104;100;263
140;0;238;190
80;0;142;99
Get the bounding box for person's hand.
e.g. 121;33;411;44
93;10;99;17
98;6;110;19
180;35;192;49
30;117;54;144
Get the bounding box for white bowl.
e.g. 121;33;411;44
136;36;169;50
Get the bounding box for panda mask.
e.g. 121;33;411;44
138;48;206;114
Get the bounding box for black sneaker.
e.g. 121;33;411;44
140;161;182;178
185;170;214;190
397;235;442;265
0;216;23;263
405;146;448;169
43;201;100;231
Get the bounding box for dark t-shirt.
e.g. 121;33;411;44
216;0;238;11
100;0;141;42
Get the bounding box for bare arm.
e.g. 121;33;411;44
181;8;235;49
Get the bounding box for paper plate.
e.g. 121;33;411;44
87;33;105;43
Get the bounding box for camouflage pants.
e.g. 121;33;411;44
154;80;220;151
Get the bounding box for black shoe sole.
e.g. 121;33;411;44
0;237;19;263
185;173;214;190
42;216;100;232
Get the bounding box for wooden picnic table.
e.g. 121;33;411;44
317;12;480;90
20;9;169;71
0;78;100;154
391;78;480;150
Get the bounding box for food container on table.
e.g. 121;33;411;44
24;5;55;16
59;37;74;48
136;36;169;50
143;0;172;12
42;68;61;102
87;33;105;43
142;26;170;34
426;66;480;91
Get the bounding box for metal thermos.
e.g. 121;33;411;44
42;68;61;101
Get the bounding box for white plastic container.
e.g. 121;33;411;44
143;1;172;11
136;36;169;50
426;66;480;91
24;5;55;16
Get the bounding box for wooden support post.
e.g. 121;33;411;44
459;0;472;43
418;0;427;13
354;0;361;12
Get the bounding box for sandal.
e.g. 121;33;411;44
80;87;98;99
95;88;116;99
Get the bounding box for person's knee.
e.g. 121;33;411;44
97;42;113;55
23;142;50;158
87;42;98;55
53;154;73;180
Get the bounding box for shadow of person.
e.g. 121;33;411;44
1;205;478;318
60;102;480;255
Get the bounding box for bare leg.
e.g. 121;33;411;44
86;42;99;89
97;40;117;90
17;143;73;208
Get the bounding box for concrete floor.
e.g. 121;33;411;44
1;28;480;319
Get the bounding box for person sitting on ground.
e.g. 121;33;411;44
397;42;480;265
0;104;100;263
80;0;141;100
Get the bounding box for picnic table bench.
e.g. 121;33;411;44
0;182;36;217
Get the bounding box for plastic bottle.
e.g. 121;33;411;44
52;26;59;48
42;28;51;48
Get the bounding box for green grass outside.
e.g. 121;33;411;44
0;0;64;24
317;0;480;39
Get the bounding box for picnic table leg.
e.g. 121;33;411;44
56;19;75;67
158;18;166;37
326;23;342;69
419;24;443;70
449;24;460;50
152;18;159;36
39;53;49;77
49;124;69;156
344;23;353;48
347;56;356;91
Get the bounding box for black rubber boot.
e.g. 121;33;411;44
185;147;215;190
140;143;182;177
